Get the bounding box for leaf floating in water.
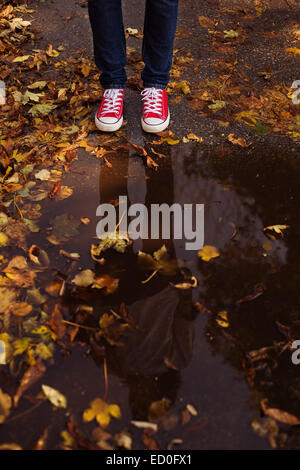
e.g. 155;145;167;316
131;421;158;432
216;310;229;328
42;384;67;409
71;269;95;287
260;399;300;425
92;275;119;294
198;245;219;262
263;224;289;238
83;398;121;428
14;361;46;407
138;244;178;283
51;213;80;242
0;388;12;424
91;231;131;261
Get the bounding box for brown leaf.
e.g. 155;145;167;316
48;181;61;199
126;139;158;170
261;399;300;425
6;301;32;317
193;302;212;314
228;133;249;147
236;285;265;304
49;303;66;340
141;429;160;450
32;427;49;450
0;145;10;169
198;16;215;28
181;408;191;425
66;417;98;450
14;361;46;407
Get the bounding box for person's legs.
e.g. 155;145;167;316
88;0;127;89
141;0;178;89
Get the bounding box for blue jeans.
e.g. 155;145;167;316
88;0;178;90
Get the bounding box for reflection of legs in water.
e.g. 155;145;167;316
95;151;198;420
126;155;147;254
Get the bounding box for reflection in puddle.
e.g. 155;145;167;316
1;143;299;449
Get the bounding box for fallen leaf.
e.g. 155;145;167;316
35;169;51;181
208;100;226;111
223;29;239;38
261;399;300;425
50;303;66;340
131;421;158;432
141;429;160;450
148;398;172;421
71;269;95;287
14;361;46;406
286;47;300;55
138;245;178;282
0;388;12;423
28;104;57;116
51;213;80;242
0;287;17;313
6;301;32;317
198;16;215;28
263;225;289;237
228;133;249;147
83;398;121;427
13;55;30;63
0;232;9;246
198;245;219;262
216;310;229;328
42;384;67;408
92;274;119;294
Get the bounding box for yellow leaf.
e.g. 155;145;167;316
108;404;121;419
216;311;229;328
0;233;9;247
198;245;219;262
13;55;30;63
263;225;289;237
286;47;300;55
0;388;12;424
80;62;91;78
96;411;111;428
83;408;95;422
186;133;203;143
83;398;121;428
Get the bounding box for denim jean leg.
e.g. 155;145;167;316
141;0;178;89
88;0;127;89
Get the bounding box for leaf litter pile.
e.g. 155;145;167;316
0;0;299;450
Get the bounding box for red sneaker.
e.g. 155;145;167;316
141;88;170;133
95;88;124;132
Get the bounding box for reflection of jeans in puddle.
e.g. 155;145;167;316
126;156;147;254
116;285;194;377
106;285;195;420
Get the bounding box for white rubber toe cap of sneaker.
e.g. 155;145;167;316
143;117;164;125
98;116;119;124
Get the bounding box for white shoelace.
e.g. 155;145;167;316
101;89;123;115
141;88;163;116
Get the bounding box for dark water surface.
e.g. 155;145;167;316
1;141;299;450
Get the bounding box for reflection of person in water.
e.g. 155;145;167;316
90;149;198;419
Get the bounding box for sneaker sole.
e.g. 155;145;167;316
95;113;123;132
141;111;170;134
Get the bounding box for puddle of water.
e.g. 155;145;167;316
1;142;299;449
